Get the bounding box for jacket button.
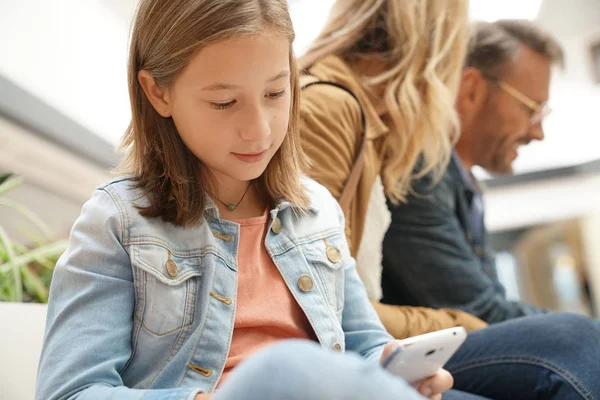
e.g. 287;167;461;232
212;231;233;243
326;247;341;263
209;291;233;305
188;364;213;377
297;274;313;292
272;217;282;234
333;343;342;351
165;259;178;278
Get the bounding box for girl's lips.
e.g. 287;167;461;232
232;150;267;163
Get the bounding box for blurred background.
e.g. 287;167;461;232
0;1;599;397
1;0;599;312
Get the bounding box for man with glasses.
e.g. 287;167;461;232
380;20;565;324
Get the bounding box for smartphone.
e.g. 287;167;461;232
382;327;467;386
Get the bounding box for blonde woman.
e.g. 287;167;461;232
300;0;484;339
299;0;600;399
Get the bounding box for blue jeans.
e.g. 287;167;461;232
447;313;599;399
213;340;484;400
213;313;598;400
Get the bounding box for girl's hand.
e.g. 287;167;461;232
380;341;454;399
194;394;213;400
417;368;454;400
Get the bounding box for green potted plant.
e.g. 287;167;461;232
0;173;71;399
0;173;68;303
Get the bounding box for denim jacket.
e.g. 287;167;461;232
381;155;543;323
36;176;392;400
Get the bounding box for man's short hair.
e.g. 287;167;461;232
466;19;565;78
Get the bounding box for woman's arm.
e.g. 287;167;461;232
372;302;487;339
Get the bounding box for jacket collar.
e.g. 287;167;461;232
449;151;484;206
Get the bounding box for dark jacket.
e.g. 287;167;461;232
381;155;544;324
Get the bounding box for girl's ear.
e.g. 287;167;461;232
138;70;173;117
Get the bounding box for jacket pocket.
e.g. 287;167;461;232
302;234;345;313
131;243;203;336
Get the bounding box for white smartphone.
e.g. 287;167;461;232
382;327;467;386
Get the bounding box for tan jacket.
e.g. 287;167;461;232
299;55;487;339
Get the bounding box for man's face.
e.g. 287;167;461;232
472;46;552;174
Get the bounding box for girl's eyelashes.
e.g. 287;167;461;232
266;89;286;99
211;100;236;110
209;90;286;111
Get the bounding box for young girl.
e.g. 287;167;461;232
35;0;467;399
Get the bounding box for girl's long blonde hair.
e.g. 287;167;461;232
119;0;307;226
301;0;469;203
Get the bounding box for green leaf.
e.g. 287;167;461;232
0;175;63;303
0;272;16;302
0;227;22;302
21;264;49;303
0;175;22;196
0;240;68;274
0;172;14;186
0;245;8;263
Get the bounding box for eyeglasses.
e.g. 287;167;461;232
484;77;551;125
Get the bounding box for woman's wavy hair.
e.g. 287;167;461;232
301;0;469;203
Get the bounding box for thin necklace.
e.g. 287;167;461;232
215;182;252;211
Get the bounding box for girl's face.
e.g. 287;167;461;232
150;34;292;185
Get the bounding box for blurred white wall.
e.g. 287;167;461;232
0;0;131;146
485;0;600;231
2;0;597;174
511;0;600;174
0;116;109;242
0;302;47;400
0;0;598;234
485;170;600;232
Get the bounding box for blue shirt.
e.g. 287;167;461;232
451;151;485;246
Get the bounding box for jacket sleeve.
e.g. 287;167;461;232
35;189;201;400
382;168;543;324
331;198;392;365
372;302;487;339
299;81;488;338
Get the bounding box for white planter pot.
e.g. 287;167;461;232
0;302;47;400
